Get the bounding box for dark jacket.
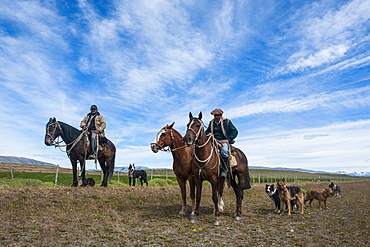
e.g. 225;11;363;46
205;118;238;143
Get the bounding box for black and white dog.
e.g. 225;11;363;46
128;163;148;187
266;184;299;213
328;182;341;197
266;184;282;213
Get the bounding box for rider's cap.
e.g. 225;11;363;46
90;105;98;110
211;109;223;115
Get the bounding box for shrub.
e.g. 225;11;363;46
149;178;177;186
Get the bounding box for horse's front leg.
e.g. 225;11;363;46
70;158;78;187
217;177;226;213
211;180;220;226
189;176;196;216
177;177;187;216
191;177;202;223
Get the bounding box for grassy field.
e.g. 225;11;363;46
0;180;369;246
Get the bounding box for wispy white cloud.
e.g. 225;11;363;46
238;119;370;172
272;0;370;75
228;86;370;118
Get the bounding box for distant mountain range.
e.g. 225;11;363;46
0;156;57;167
0;156;369;177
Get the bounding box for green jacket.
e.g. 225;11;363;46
205;118;238;143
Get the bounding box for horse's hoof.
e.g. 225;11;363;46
213;220;220;226
235;216;241;221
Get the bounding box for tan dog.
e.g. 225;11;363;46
304;188;335;210
277;179;305;216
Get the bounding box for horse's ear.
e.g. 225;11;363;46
189;112;193;119
169;122;175;129
198;112;202;120
52;117;56;122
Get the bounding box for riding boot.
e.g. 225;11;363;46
220;156;229;178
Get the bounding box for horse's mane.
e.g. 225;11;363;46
59;121;82;141
171;128;183;139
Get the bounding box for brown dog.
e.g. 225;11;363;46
304;188;335;210
277;179;305;215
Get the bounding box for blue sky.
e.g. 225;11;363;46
0;0;369;173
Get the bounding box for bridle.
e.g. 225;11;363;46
45;121;63;146
151;127;187;152
186;118;219;175
46;120;88;156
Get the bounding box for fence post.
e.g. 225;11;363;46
166;170;168;180
151;169;153;180
10;164;14;179
117;170;120;182
258;173;260;183
55;164;59;185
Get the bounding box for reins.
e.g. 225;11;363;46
152;127;188;152
47;121;88;156
47;121;92;175
187;119;220;176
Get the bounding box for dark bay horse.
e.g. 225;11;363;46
150;122;195;216
183;112;251;224
44;117;116;187
128;163;148;186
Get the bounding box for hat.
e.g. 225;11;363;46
210;109;223;115
90;105;98;110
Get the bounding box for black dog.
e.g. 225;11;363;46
328;182;341;197
77;177;95;187
128;164;148;186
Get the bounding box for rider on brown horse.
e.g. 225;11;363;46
80;105;106;158
205;108;238;178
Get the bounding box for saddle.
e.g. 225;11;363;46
84;132;107;159
213;140;237;167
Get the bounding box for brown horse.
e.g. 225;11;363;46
150;122;195;216
45;117;116;187
183;112;251;224
183;112;226;225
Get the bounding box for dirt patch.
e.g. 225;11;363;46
0;181;369;246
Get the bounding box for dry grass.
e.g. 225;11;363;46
0;181;369;246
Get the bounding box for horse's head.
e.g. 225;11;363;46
183;112;203;146
44;117;62;146
150;122;175;153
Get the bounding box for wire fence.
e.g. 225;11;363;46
1;163;368;185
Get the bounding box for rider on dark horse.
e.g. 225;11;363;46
205;108;238;178
80;105;106;158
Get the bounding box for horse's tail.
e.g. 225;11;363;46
236;148;251;190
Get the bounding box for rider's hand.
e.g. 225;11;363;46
93;130;99;133
221;140;229;143
83;125;87;129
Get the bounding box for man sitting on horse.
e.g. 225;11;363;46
80;105;106;157
205;108;238;178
